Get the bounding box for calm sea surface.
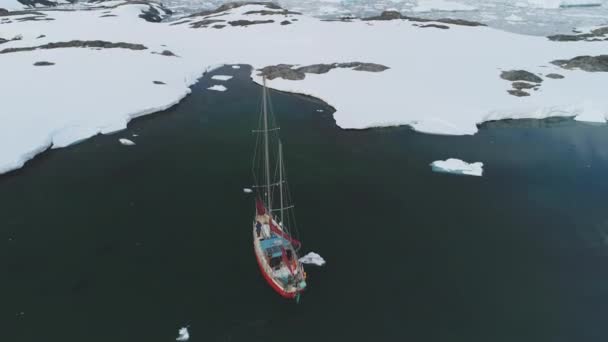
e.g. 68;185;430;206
2;65;608;342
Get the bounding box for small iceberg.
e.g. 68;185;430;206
176;327;189;341
299;252;326;266
211;75;233;81
430;158;483;176
232;65;241;69
207;85;227;92
119;138;135;146
243;188;253;193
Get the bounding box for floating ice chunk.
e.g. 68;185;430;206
506;14;524;21
232;65;241;69
207;85;227;92
243;188;253;193
132;134;138;137
430;158;483;176
119;138;135;146
299;252;326;266
176;327;189;341
316;109;324;112
211;75;233;81
412;0;477;12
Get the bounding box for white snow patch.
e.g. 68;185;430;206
243;188;253;193
207;85;227;92
119;138;135;146
506;14;524;21
299;252;326;266
412;0;477;12
232;65;241;69
430;158;484;176
211;75;233;81
176;327;189;341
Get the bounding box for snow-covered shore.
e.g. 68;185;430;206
0;1;607;174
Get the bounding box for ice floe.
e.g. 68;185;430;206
0;1;608;174
119;138;135;146
299;252;326;266
211;75;233;81
207;85;227;92
430;158;484;176
243;188;253;193
176;327;189;341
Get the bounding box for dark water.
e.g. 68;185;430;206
2;66;608;342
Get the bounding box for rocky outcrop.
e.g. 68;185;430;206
228;19;273;26
500;70;543;83
548;26;608;42
152;49;178;57
546;73;565;79
0;8;8;15
153;80;165;84
507;89;530;97
190;18;225;28
280;20;290;25
420;24;449;29
188;2;282;18
33;61;54;66
512;81;536;90
551;55;608;72
258;62;390;80
363;10;486;27
244;9;301;15
0;40;147;54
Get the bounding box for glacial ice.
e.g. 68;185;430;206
207;85;227;92
299;252;326;266
430;158;484;176
119;138;136;146
211;75;233;81
176;327;189;341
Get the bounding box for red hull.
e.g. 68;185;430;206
253;242;297;299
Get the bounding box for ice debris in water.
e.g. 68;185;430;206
243;188;253;193
299;252;326;266
430;158;483;176
211;75;233;81
176;327;189;341
119;138;135;146
207;85;227;92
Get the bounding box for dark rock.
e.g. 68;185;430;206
280;20;291;25
0;8;8;15
259;62;389;80
551;55;608;72
500;70;543;83
169;19;191;26
435;18;485;26
512;81;536;90
16;16;55;22
296;64;334;74
228;19;274;26
420;24;450;29
363;10;485;27
33;61;54;66
100;14;117;17
258;64;305;80
213;24;226;29
244;9;301;15
36;34;46;39
546;73;565;79
363;10;403;21
0;40;147;54
159;49;176;56
508;89;530;97
548;26;608;42
188;2;282;18
190;19;225;28
153;80;166;85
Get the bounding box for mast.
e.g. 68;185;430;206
279;141;284;225
262;77;272;213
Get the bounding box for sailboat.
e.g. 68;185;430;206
252;77;307;300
